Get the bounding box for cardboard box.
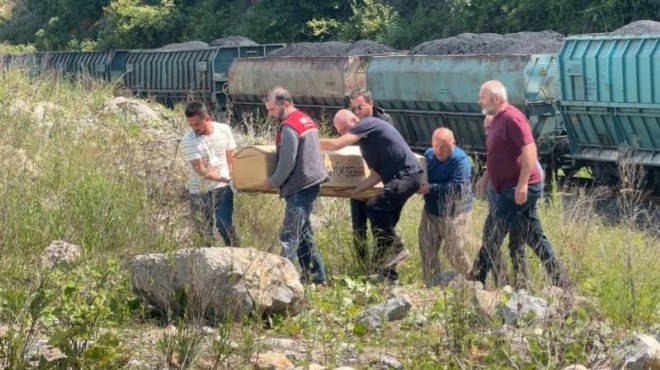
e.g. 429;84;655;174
233;145;371;191
323;146;372;188
233;145;277;191
233;145;427;199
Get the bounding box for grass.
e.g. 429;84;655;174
0;69;658;368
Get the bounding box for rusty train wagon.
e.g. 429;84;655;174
228;55;372;125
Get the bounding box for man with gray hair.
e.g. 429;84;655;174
263;87;328;284
468;80;571;289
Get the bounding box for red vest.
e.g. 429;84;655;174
276;110;318;144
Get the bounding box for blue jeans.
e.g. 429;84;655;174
471;183;570;288
281;185;326;283
189;186;239;247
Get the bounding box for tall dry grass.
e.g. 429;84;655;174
0;68;657;368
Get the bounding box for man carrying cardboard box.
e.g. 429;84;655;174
417;128;473;287
320;109;422;284
263;87;329;285
182;101;240;247
347;89;394;270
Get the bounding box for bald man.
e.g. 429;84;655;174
321;109;422;283
348;89;394;267
468;80;571;289
417;128;473;287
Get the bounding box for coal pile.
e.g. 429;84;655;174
158;41;209;50
268;42;350;57
409;31;565;55
610;20;660;36
209;36;259;47
268;40;397;57
345;40;398;55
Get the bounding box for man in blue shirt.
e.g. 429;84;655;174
418;128;473;287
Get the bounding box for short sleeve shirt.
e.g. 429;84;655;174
349;117;420;183
486;105;543;192
182;121;237;194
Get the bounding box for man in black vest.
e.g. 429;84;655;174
321;109;422;283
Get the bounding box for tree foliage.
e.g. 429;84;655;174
0;0;658;50
96;0;178;49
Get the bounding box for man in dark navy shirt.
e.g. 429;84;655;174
348;89;394;268
321;109;422;283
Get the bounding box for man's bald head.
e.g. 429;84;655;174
433;127;454;142
333;109;360;135
432;127;456;161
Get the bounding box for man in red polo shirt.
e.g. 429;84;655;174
468;80;571;289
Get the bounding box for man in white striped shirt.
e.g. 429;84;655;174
183;101;239;247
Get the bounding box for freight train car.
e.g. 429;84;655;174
227;53;567;175
41;50;128;82
1;52;42;77
228;55;372;124
124;44;284;114
559;34;660;192
1;50;128;81
366;54;566;170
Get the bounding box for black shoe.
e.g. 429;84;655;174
368;269;399;285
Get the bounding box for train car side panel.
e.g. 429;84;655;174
228;56;370;124
367;54;563;157
559;35;660;190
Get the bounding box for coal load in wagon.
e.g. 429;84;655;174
209;36;259;47
409;31;565;55
268;40;398;57
158;41;209;50
610;20;660;36
345;40;399;55
268;42;351;57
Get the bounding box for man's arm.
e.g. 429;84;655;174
515;142;537;204
427;157;470;197
475;170;489;193
265;126;298;189
320;133;360;151
346;170;382;198
189;159;229;183
226;149;235;175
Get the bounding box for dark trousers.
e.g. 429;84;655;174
189;186;239;247
471;182;570;288
485;183;529;287
350;198;369;263
365;172;422;278
280;184;326;283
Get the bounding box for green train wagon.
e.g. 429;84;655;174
123;44;283;113
366;54;564;163
559;34;660;191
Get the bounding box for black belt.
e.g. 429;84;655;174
391;169;422;180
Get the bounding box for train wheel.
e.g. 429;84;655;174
589;163;619;187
